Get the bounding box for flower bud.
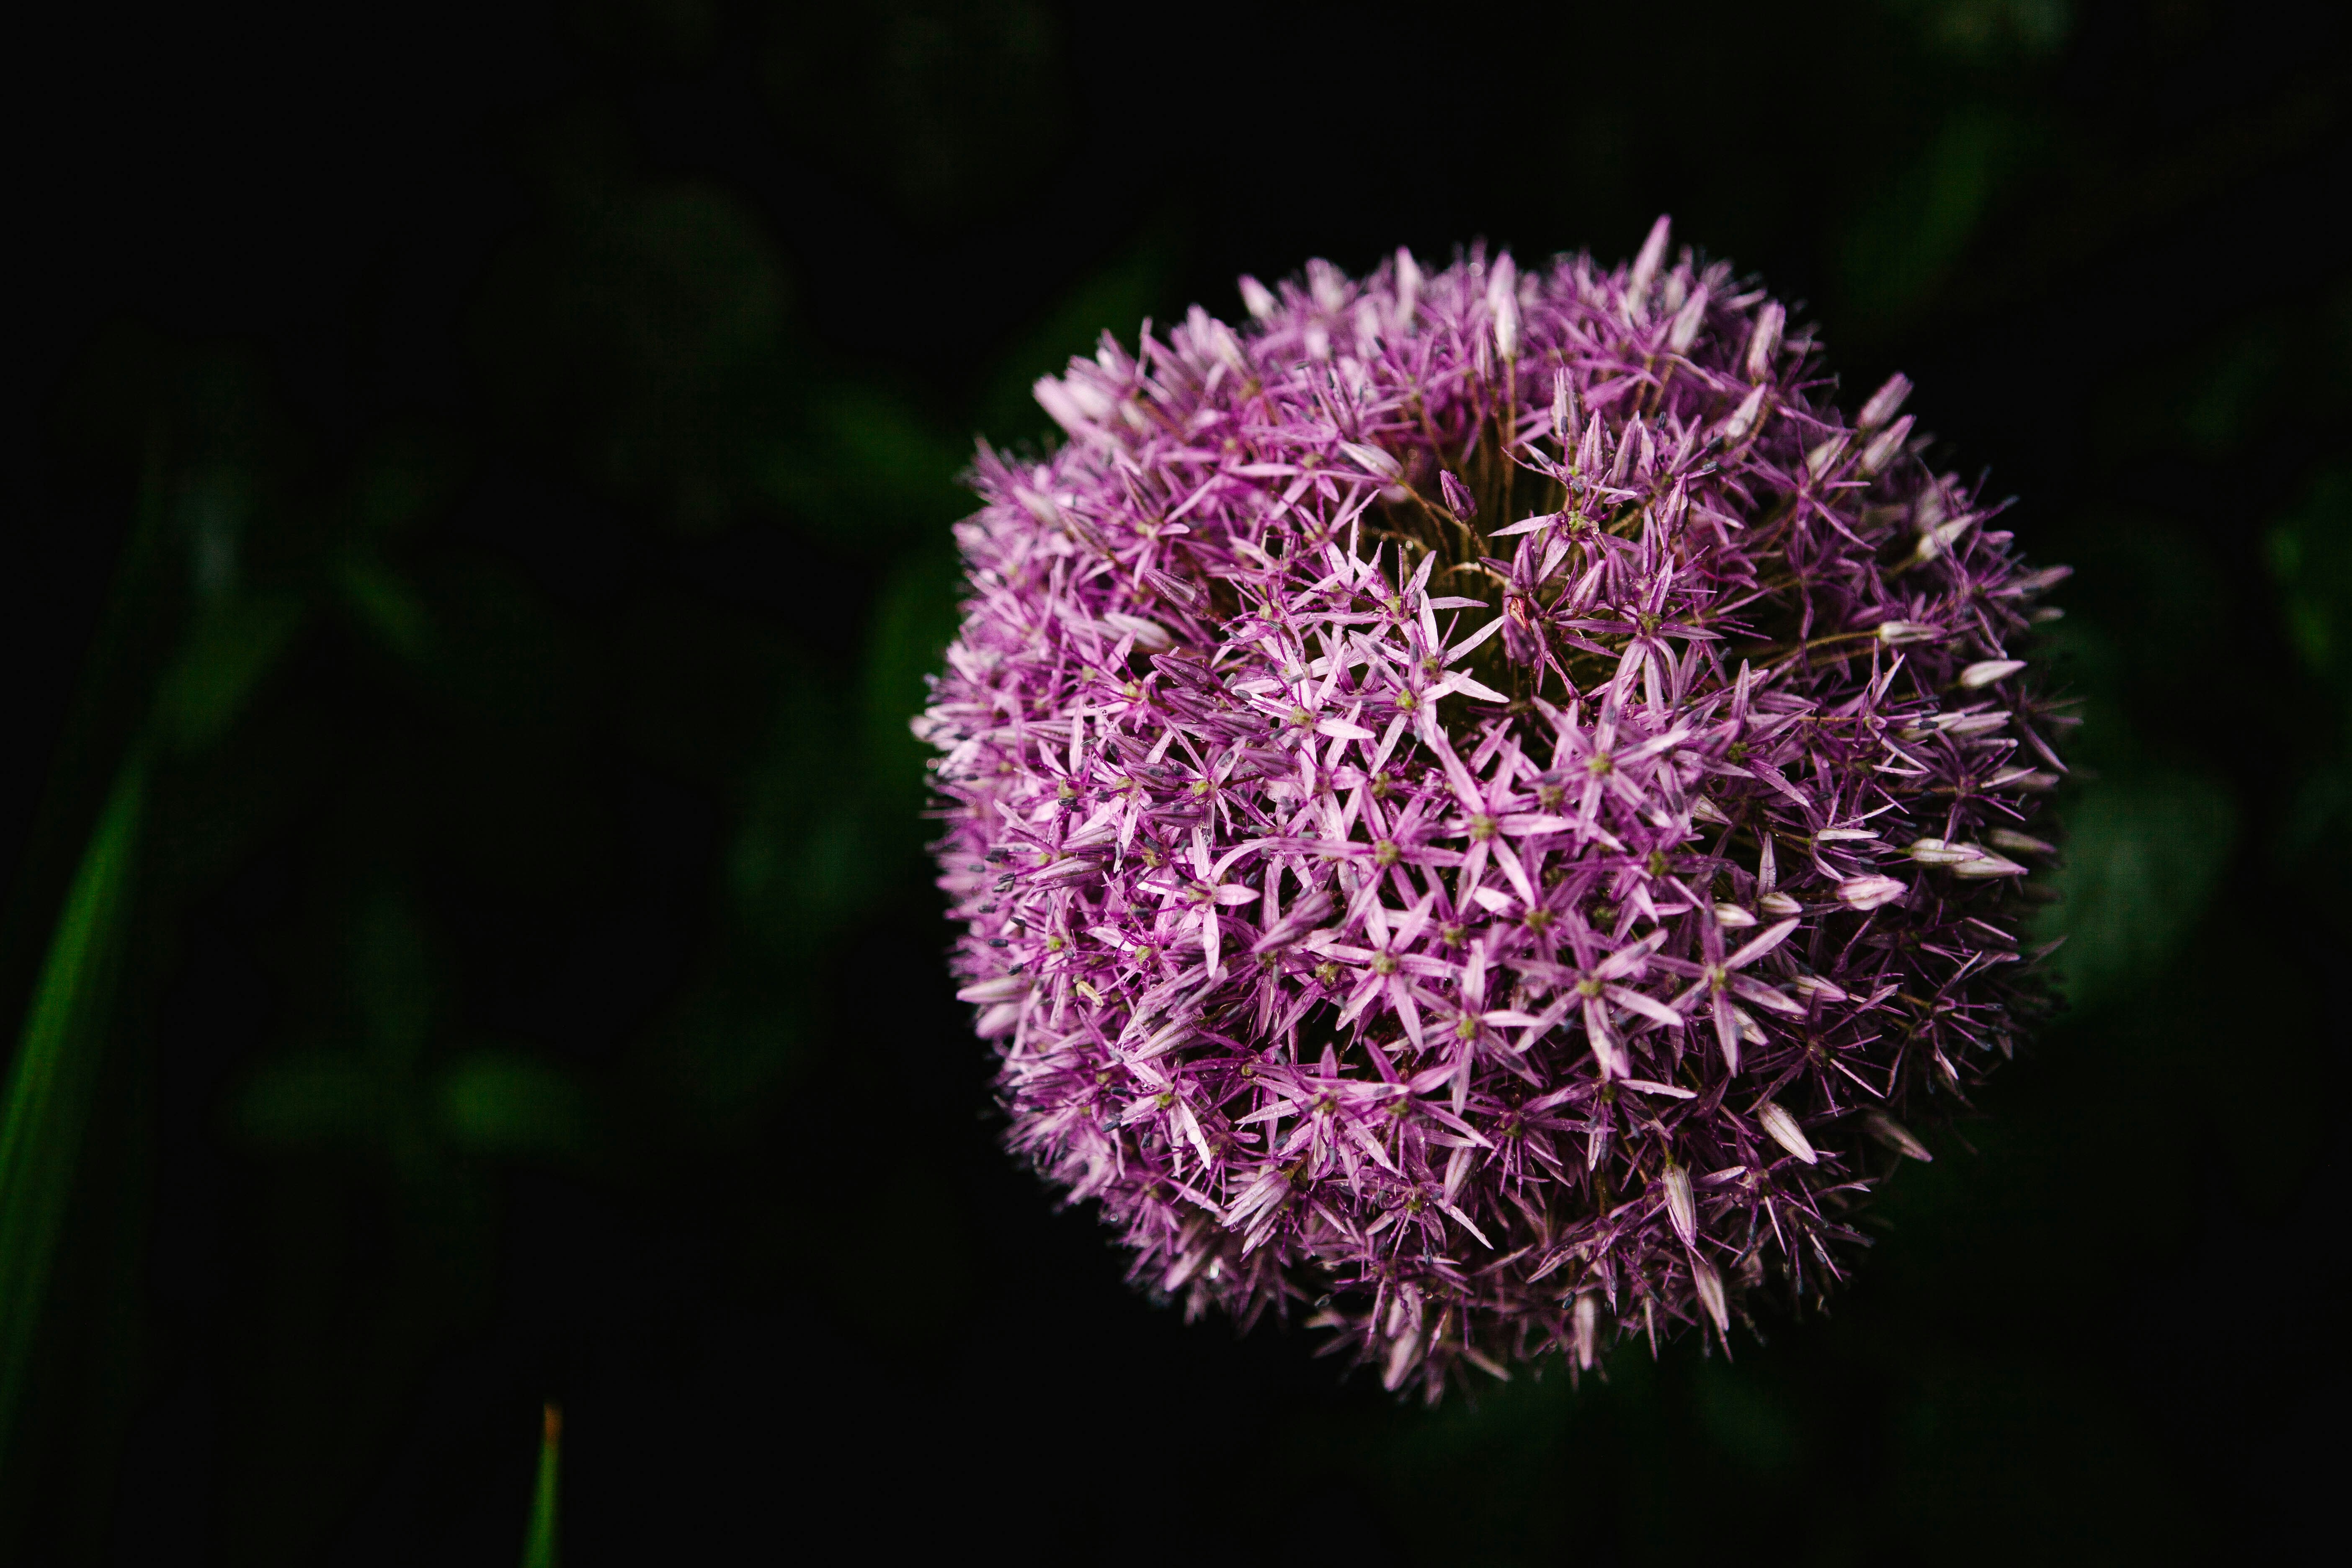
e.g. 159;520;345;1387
1488;253;1520;360
1340;441;1402;480
1959;659;2026;689
1628;214;1671;316
1439;471;1478;521
1238;275;1277;320
1032;377;1091;436
1207;319;1248;376
1381;1324;1423;1391
1102;611;1173;652
1876;619;1939;645
1132;1015;1196;1059
1661;1163;1697;1246
1791;974;1849;1005
1988;766;2060;791
1745;301;1785;380
1949;849;2026;879
1252;887;1336;952
1015;487;1064;530
1904;516;1975;568
1837;874;1908;910
1394;248;1422;325
1984;828;2053;855
1858;414;1914;477
1757;1101;1819;1164
1691;1258;1730;1333
1863;1109;1933;1161
1307;258;1346;313
1669;287;1708;353
1721;383;1768;444
1856;372;1912;431
956;975;1032;1004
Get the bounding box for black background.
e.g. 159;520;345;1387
2;1;2347;1562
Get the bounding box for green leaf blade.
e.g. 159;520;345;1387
0;761;145;1458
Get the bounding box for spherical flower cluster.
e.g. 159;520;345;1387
916;217;2066;1398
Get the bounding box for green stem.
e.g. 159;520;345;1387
521;1402;562;1568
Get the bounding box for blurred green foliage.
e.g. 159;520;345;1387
0;0;2346;1561
761;0;1068;228
1840;103;2045;336
2038;774;2236;1008
2269;469;2352;686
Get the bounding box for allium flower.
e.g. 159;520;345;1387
916;217;2065;1399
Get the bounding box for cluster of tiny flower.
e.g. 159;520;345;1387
916;217;2068;1399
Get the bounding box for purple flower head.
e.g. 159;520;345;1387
916;221;2063;1399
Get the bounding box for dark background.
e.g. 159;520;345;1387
1;1;2346;1562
